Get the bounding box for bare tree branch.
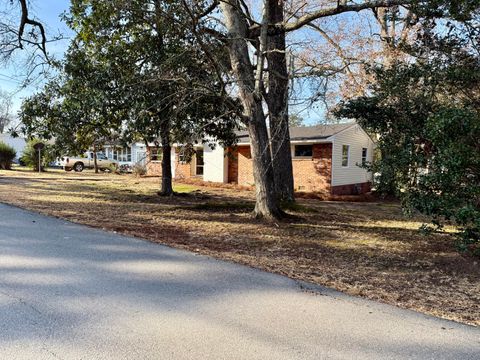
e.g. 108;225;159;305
18;0;48;60
249;0;415;36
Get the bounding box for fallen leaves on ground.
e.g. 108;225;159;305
0;168;478;326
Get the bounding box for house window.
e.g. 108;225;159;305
361;148;368;166
118;148;131;162
342;145;349;167
294;145;313;158
150;148;161;161
178;151;187;164
121;147;132;162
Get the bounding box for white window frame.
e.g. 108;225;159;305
120;147;132;162
341;145;350;167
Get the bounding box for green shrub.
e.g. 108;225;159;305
0;141;16;170
105;162;119;174
20;139;55;171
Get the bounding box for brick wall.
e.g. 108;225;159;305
146;161;162;176
292;143;332;193
229;143;333;193
237;146;255;186
174;162;192;179
145;146;193;179
146;147;162;176
227;148;238;183
331;182;371;195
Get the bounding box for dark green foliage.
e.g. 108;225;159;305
0;141;16;170
20;139;55;172
336;20;480;256
406;109;480;255
21;1;240;166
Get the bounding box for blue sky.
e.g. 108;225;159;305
1;0;330;126
0;0;72;115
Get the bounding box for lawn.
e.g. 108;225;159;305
0;168;478;326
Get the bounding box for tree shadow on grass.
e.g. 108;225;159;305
0;205;478;359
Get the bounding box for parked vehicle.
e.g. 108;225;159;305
119;163;133;173
60;152;119;172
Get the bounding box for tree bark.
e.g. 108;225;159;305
158;119;174;196
93;145;98;173
248;107;283;219
266;0;295;202
220;0;283;219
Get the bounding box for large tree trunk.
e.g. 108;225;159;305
220;0;283;219
266;0;295;202
249;102;284;219
158;119;173;196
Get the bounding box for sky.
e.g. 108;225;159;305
0;0;340;128
0;0;72;117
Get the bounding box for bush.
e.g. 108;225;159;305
132;163;147;177
104;163;119;174
20;139;55;171
0;141;16;170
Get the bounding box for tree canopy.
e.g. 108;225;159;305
336;20;480;256
21;0;240;193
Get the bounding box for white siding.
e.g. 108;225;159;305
170;147;176;178
0;134;26;160
131;143;147;164
203;144;228;183
331;124;374;187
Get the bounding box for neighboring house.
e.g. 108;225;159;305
145;123;375;195
103;142;148;167
0;133;27;162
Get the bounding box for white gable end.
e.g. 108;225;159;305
330;124;374;187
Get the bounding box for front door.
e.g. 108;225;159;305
195;149;204;176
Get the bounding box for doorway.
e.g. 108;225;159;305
195;149;204;176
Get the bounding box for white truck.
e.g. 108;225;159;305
61;152;119;172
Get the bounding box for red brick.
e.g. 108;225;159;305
146;146;193;180
228;143;333;194
331;182;371;195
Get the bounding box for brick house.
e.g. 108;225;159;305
146;123;375;195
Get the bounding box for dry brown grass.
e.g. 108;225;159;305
1;168;479;326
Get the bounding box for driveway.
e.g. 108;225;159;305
0;203;478;359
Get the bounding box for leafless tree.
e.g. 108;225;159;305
1;0;48;60
183;0;419;219
0;89;13;133
289;2;420;112
0;0;63;86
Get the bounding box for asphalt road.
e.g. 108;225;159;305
0;203;478;359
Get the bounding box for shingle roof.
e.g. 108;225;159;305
236;122;355;143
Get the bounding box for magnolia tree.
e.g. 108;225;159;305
22;0;240;195
336;18;480;255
